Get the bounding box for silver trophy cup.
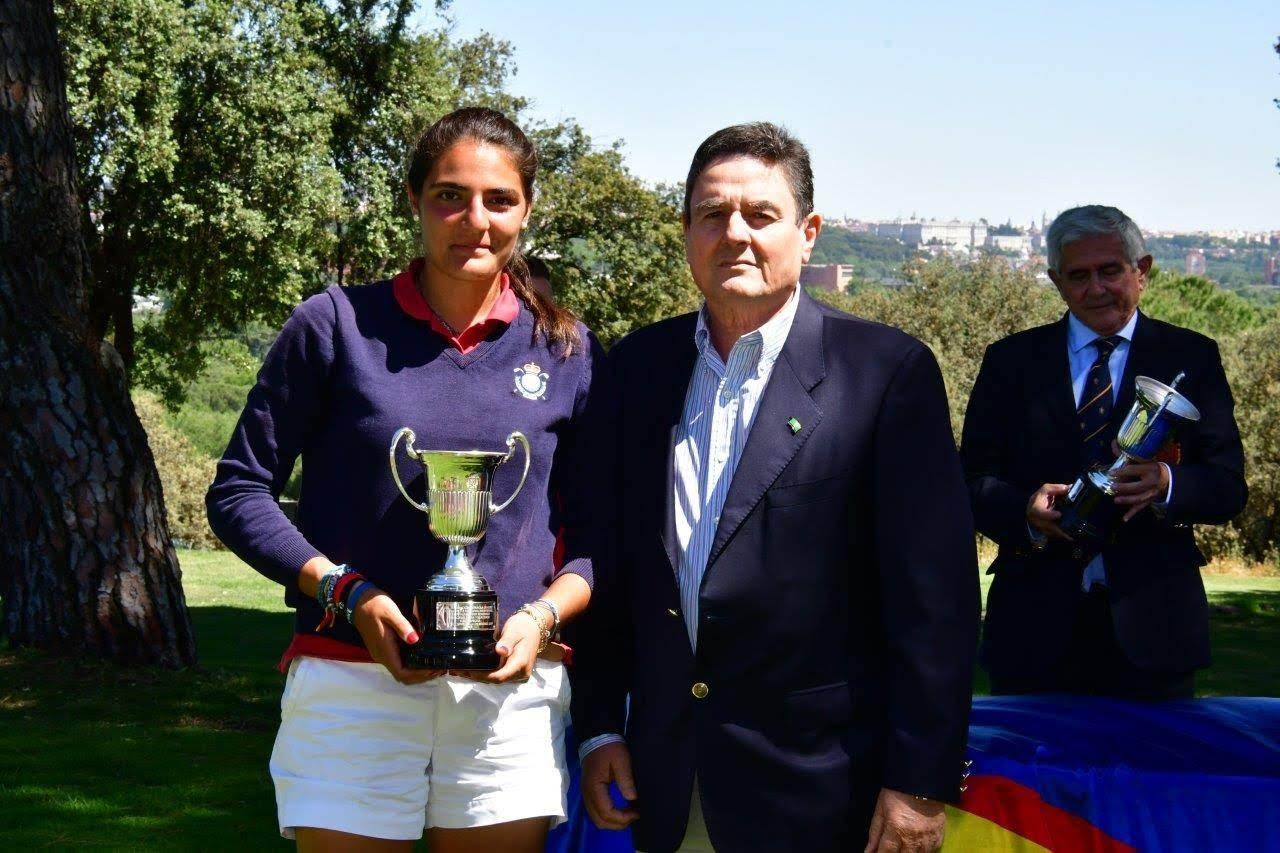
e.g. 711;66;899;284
389;428;531;669
1058;373;1199;546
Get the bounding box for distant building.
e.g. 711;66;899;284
874;219;986;251
800;263;855;293
907;220;987;250
987;234;1033;255
1265;256;1279;286
1185;250;1206;276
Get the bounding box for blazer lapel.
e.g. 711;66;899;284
703;293;826;575
1113;311;1158;422
656;317;699;579
1042;314;1078;446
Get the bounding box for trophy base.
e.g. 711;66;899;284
1058;470;1123;548
403;640;501;671
405;587;500;671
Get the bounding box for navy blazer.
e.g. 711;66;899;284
960;311;1247;678
569;293;980;853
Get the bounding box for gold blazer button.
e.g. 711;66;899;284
691;682;710;699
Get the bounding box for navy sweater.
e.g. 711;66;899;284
206;279;614;651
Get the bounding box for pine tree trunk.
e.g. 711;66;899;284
0;0;197;666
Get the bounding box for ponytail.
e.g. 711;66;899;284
506;253;581;357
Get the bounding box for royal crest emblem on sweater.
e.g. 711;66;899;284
513;362;549;401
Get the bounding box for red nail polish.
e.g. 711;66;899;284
406;631;420;645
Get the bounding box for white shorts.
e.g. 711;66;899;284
269;656;570;840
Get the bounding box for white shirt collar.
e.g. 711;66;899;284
694;285;801;368
1067;309;1139;356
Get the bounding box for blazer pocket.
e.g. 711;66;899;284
781;680;852;727
766;475;845;508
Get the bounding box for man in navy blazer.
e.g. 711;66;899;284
961;205;1246;699
567;123;980;852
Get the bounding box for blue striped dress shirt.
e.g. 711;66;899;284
672;286;800;648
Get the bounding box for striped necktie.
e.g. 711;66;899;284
1079;335;1122;463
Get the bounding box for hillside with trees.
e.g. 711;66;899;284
808;227;915;284
1147;235;1278;302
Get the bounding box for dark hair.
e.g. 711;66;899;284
524;255;551;280
683;122;814;225
407;107;579;355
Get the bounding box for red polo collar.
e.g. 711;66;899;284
392;258;521;353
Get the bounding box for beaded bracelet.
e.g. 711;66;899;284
516;603;552;653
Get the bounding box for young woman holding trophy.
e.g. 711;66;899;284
207;107;612;851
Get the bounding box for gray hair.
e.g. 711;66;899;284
1046;205;1148;273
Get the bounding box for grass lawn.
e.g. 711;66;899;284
2;550;1277;848
1;551;292;849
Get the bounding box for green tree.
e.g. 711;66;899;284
529;124;699;345
62;0;343;401
1205;320;1280;563
310;3;528;288
809;227;914;283
60;0;529;401
818;255;1062;438
1140;268;1266;339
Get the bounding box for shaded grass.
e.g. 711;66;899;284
975;568;1280;697
1;551;291;849
3;551;1277;847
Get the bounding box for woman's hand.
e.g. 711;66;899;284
350;587;445;684
483;610;545;683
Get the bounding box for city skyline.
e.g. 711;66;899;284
436;1;1278;233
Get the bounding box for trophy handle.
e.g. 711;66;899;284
490;431;531;515
389;428;430;514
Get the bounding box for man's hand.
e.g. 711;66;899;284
581;741;639;830
1110;460;1170;522
864;788;946;853
1026;483;1073;541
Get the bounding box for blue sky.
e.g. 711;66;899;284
433;2;1277;232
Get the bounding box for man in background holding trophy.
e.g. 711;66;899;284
961;204;1247;700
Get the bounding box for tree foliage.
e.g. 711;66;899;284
817;255;1280;565
809;227;914;283
528;123;699;346
135;393;221;549
62;0;343;400
309;5;528;287
59;0;529;401
1140;268;1269;339
818;256;1061;438
1199;319;1280;564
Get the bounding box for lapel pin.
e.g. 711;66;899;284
787;417;802;435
